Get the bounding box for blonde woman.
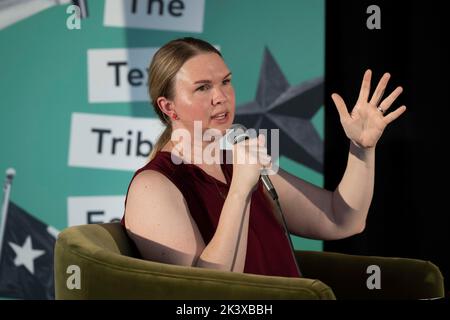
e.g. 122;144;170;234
122;37;406;277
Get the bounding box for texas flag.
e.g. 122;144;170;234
0;201;58;299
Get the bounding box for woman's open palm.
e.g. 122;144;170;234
331;69;407;148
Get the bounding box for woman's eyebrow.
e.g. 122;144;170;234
193;72;232;84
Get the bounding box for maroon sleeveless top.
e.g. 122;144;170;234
122;150;300;278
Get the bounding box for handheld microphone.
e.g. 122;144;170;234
226;124;279;200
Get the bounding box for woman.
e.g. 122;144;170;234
122;37;406;277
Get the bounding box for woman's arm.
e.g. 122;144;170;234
265;70;406;240
197;184;251;272
125;170;252;272
266;142;374;240
333;141;375;234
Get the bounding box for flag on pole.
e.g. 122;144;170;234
0;201;58;299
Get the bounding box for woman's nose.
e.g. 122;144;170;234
212;87;227;105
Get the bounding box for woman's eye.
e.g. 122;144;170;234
197;84;210;91
223;79;231;85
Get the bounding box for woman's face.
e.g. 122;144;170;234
171;52;235;135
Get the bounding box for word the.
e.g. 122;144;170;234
131;0;185;17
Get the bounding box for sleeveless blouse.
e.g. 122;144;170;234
122;150;300;278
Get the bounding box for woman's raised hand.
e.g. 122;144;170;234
331;69;407;148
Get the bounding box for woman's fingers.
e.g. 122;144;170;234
258;151;271;166
379;86;403;112
370;72;391;106
233;134;273;173
357;69;372;103
331;93;349;120
234;136;268;164
384;105;407;124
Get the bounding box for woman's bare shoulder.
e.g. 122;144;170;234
130;169;175;191
126;168;185;212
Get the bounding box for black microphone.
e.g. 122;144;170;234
226;124;279;200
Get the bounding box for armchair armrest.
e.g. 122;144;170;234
55;237;335;300
295;250;444;299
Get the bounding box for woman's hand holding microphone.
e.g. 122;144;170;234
230;133;272;195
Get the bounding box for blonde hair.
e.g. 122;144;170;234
147;37;222;161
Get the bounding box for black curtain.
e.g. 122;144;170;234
324;0;449;295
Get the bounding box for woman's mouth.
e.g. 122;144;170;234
211;112;229;123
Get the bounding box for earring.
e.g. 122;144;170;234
172;114;179;120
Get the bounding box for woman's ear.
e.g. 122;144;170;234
156;97;177;120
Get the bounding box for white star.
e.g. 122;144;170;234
8;236;45;275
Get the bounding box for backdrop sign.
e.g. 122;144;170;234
67;195;125;226
104;0;205;33
68;113;165;171
88;47;157;103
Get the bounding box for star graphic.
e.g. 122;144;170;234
235;47;324;173
8;235;45;275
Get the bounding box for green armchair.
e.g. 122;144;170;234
54;222;444;300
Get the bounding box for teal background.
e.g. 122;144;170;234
0;1;324;252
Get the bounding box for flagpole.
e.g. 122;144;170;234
0;168;16;262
